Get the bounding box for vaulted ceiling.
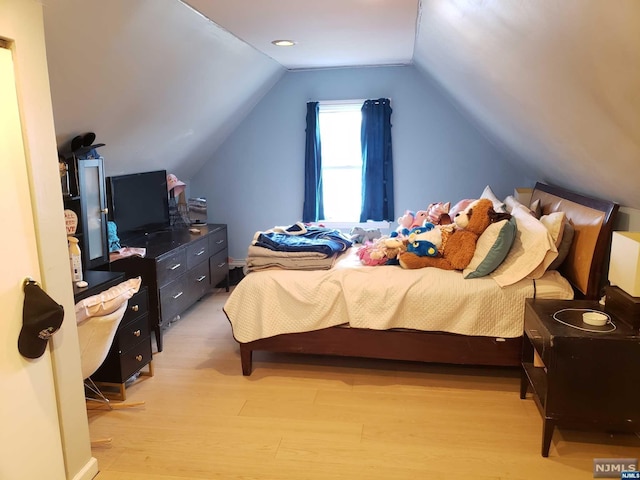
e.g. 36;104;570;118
42;1;640;208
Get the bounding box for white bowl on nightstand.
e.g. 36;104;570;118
582;311;609;326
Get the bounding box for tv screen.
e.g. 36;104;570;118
107;170;170;241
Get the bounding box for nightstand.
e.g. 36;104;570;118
520;298;640;457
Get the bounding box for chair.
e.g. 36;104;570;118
75;277;144;446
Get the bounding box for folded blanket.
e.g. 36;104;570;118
247;245;328;259
247;254;338;272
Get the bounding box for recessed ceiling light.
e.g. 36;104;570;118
271;39;296;47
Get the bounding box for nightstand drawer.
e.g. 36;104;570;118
118;338;153;382
186;237;209;270
116;313;150;353
208;228;227;255
156;248;187;288
122;287;148;322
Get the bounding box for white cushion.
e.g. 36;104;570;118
480;185;507;213
539;211;566;247
490;206;558;287
75;277;141;323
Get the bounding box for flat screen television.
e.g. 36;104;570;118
106;170;170;242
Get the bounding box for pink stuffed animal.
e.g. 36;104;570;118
426;202;451;225
410;210;430;228
396;210;415;233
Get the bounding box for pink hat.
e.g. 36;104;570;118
167;174;186;196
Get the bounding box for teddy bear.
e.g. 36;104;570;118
398;198;510;271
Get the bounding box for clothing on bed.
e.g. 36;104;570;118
252;223;352;256
246;223;353;271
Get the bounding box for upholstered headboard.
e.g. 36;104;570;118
530;182;618;299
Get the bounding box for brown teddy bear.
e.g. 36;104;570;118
398;198;510;271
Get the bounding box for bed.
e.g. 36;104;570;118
224;183;618;375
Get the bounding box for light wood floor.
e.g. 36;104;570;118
89;288;640;479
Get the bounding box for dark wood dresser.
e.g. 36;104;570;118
109;224;229;352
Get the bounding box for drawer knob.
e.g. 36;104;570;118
173;291;184;299
169;263;182;271
195;249;206;256
131;304;139;312
216;240;224;244
217;262;226;268
133;329;141;337
135;354;143;362
196;275;206;282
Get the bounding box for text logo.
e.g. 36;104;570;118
593;459;638;478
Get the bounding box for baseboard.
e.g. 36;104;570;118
71;457;99;480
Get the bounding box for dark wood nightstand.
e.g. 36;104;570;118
520;298;640;457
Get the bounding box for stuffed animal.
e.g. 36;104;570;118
409;210;430;229
425;202;452;225
396;210;416;233
357;235;408;266
399;199;510;270
350;226;382;244
405;224;441;257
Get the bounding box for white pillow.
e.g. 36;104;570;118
539;212;566;248
503;195;542;218
480;185;507;213
490;206;557;287
75;276;142;323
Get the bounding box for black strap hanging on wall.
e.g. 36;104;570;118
18;279;64;359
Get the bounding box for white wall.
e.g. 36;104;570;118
190;65;532;261
0;1;97;479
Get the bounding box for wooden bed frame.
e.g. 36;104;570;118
238;183;619;375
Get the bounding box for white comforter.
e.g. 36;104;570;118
224;248;573;343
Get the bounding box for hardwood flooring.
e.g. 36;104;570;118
89;288;640;479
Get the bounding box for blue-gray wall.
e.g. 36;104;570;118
190;65;531;261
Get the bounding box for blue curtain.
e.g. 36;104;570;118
302;102;324;222
360;98;394;222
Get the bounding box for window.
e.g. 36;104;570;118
318;102;363;221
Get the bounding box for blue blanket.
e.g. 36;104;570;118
254;225;352;256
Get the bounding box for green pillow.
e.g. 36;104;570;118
464;217;517;279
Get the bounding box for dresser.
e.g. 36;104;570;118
74;270;154;400
109;224;229;352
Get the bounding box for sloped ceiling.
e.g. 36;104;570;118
42;0;284;179
413;0;640;209
42;1;640;208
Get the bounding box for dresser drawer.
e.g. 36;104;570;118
208;228;228;255
118;338;153;383
210;248;229;287
116;313;150;353
187;261;211;304
159;276;190;322
156;247;187;288
186;236;209;270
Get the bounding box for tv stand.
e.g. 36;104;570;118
109;223;229;352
